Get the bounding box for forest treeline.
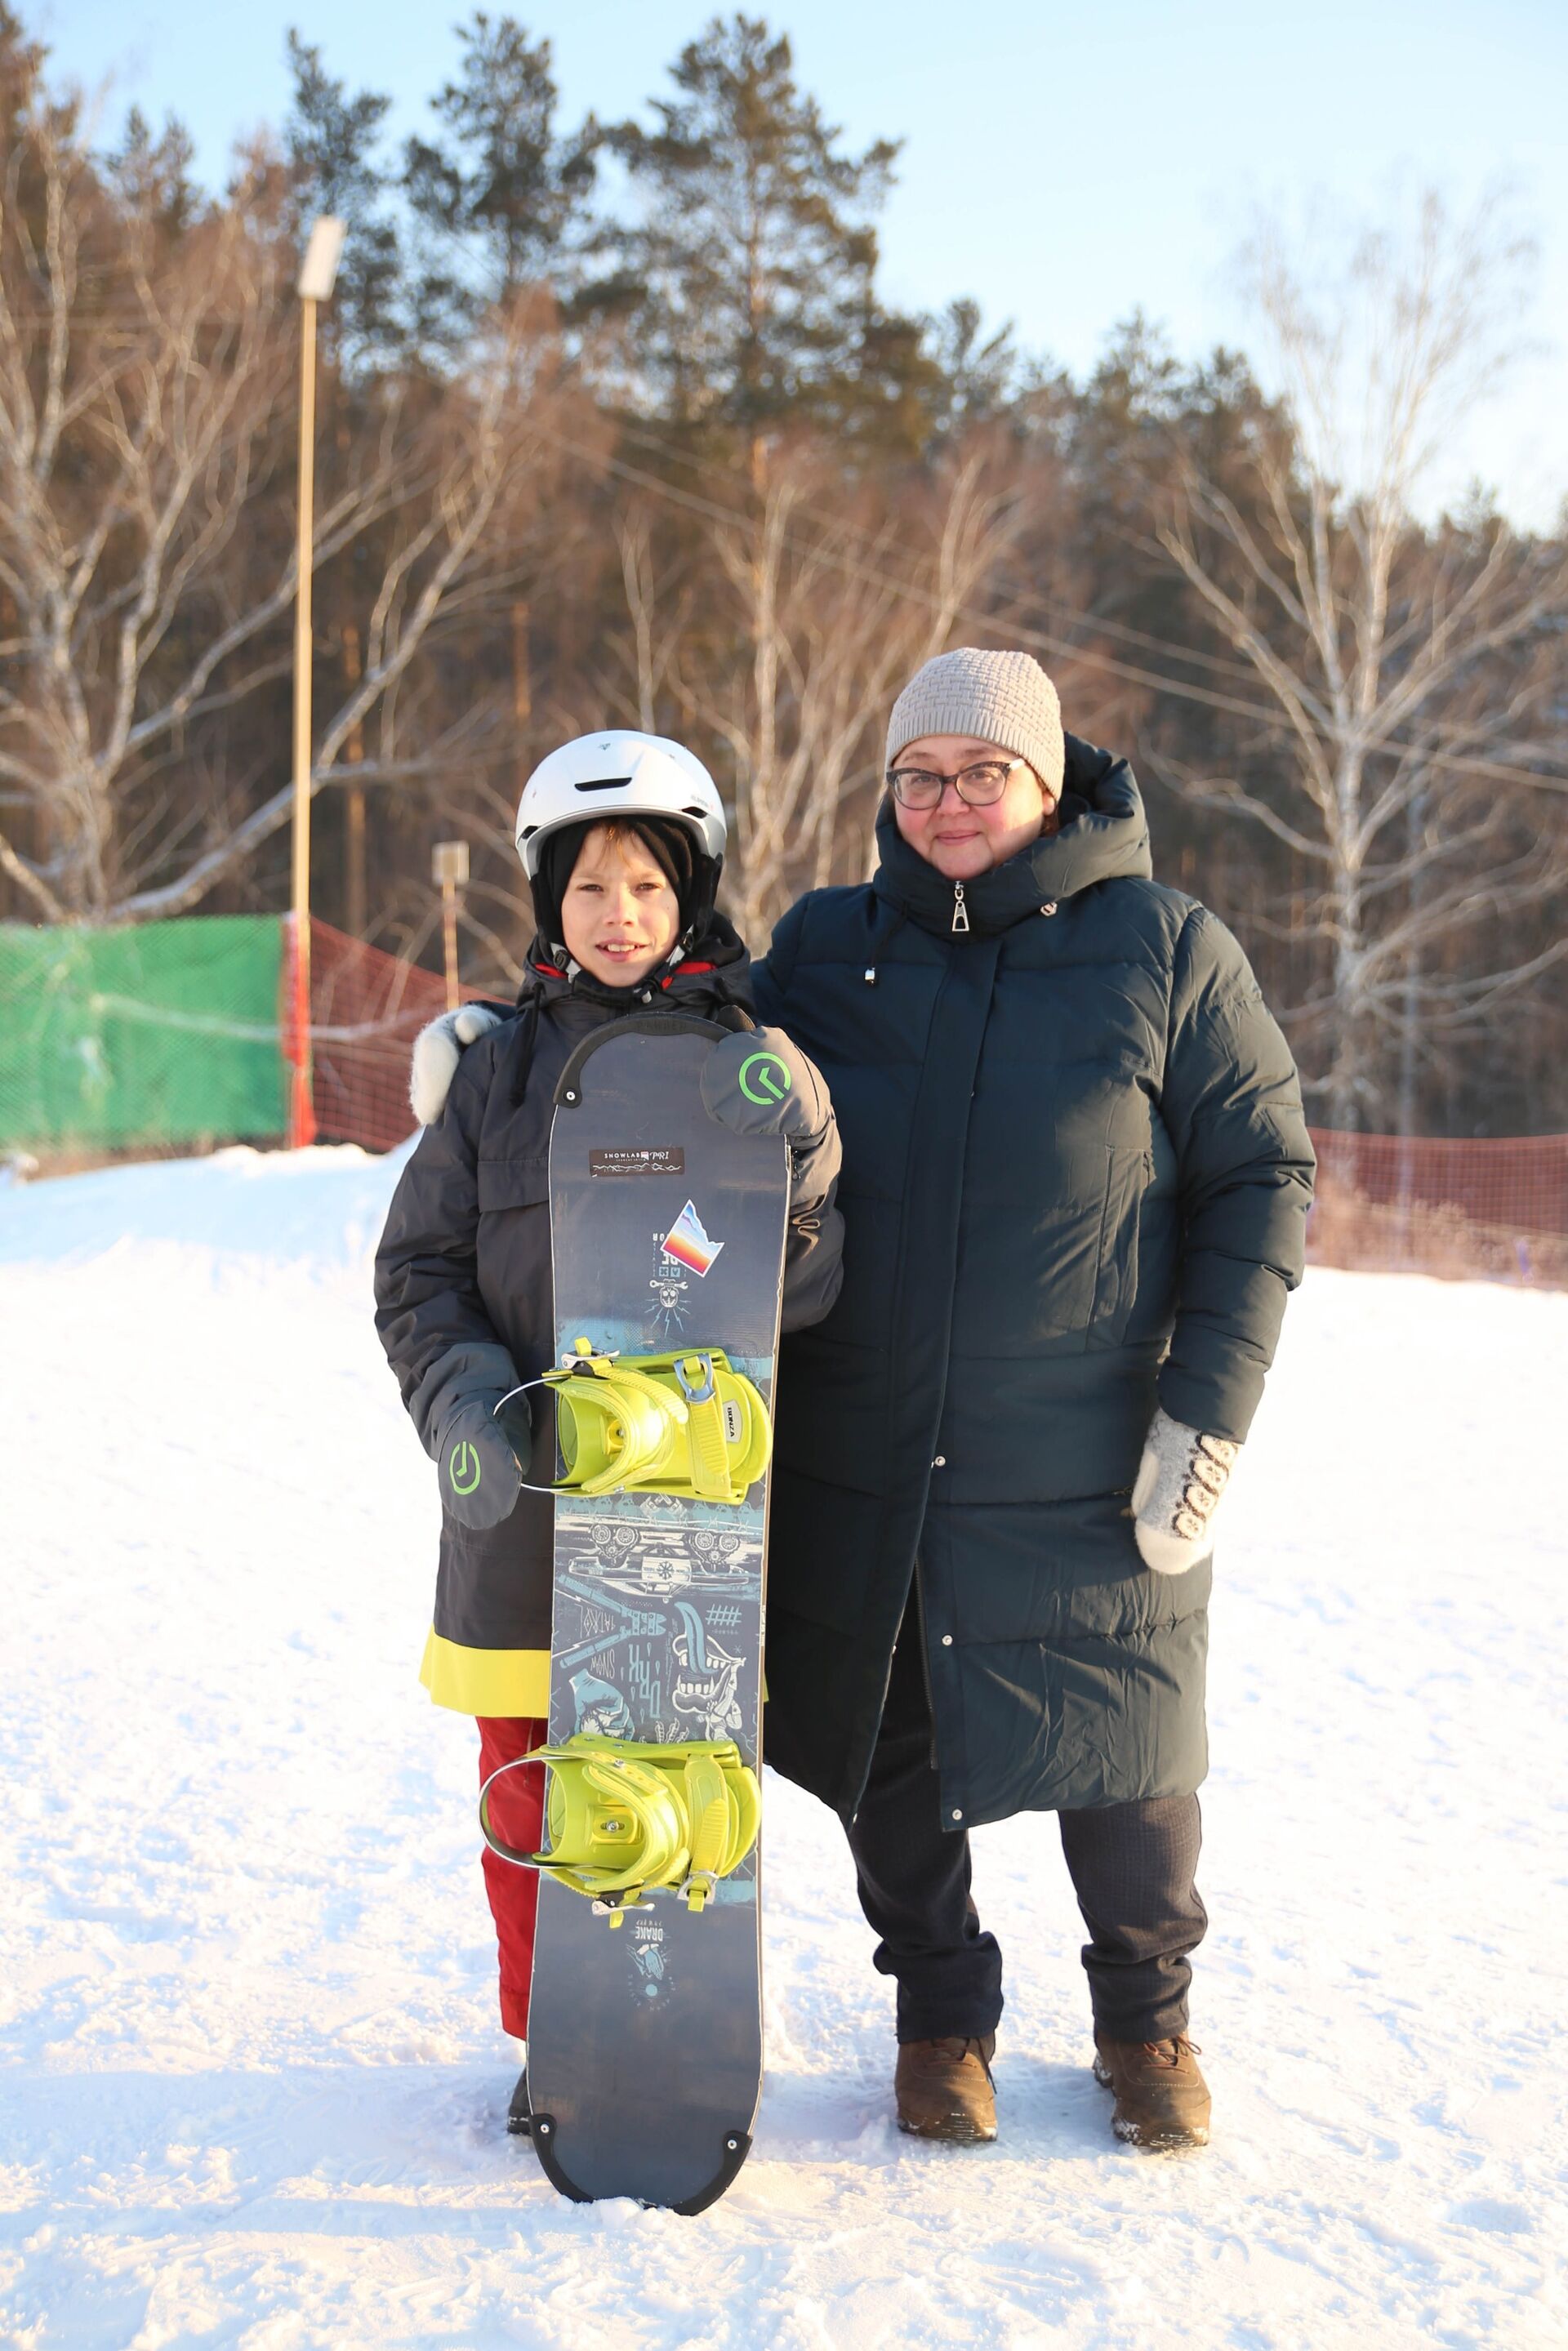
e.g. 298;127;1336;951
2;6;1565;1133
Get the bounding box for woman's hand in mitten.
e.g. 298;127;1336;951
437;1391;532;1529
1131;1407;1237;1575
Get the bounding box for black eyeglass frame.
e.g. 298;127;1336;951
884;757;1025;809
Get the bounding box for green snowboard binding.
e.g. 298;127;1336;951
543;1338;771;1507
479;1734;762;1926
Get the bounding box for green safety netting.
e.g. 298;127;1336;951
0;916;288;1150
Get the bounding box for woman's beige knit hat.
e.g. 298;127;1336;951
885;648;1065;799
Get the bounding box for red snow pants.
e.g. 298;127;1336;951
476;1716;547;2039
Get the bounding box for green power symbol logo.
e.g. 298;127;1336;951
449;1441;482;1495
738;1050;790;1105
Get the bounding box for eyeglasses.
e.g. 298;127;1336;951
885;759;1022;809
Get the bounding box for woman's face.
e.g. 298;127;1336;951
890;732;1054;879
560;825;681;986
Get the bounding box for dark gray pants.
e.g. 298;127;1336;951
845;1618;1207;2044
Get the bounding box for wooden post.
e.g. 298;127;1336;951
288;292;320;1147
288;218;345;1148
433;840;470;1011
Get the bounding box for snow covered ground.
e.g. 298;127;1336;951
2;1144;1565;2351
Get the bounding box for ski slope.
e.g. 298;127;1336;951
2;1144;1564;2350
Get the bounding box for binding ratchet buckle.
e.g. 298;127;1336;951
674;1351;717;1405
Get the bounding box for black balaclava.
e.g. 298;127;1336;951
531;815;718;966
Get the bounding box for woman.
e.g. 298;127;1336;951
751;648;1313;2148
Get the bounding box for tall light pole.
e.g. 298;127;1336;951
288;215;345;1148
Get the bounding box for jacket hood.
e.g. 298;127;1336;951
873;733;1152;938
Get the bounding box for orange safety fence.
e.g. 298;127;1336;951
292;919;1568;1287
291;917;490;1156
1306;1129;1568;1288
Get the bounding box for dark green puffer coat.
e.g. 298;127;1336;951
751;737;1314;1828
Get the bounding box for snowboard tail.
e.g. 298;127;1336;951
531;2110;754;2216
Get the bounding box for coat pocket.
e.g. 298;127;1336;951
476;1156;550;1213
1086;1140;1153;1350
474;1157;553;1367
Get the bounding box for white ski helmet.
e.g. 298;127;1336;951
514;730;726;878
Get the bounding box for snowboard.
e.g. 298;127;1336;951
524;1013;789;2212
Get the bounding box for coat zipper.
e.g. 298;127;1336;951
951;880;969;933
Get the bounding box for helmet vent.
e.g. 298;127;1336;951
572;775;635;794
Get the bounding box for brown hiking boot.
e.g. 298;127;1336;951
1093;2033;1210;2149
895;2034;997;2143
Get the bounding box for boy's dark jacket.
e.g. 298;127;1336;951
373;920;844;1717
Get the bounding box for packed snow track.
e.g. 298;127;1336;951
2;1146;1563;2349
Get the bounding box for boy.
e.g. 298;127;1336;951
374;730;842;2130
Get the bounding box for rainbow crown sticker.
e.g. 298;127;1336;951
661;1199;725;1278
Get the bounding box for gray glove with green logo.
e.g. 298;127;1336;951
701;1026;831;1143
437;1390;533;1530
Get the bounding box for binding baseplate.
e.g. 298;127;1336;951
479;1734;762;1926
543;1338;770;1506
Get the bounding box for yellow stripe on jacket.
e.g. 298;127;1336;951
419;1627;551;1718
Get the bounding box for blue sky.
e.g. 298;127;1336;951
39;0;1568;525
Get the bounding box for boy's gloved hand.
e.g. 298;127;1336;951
701;1026;831;1143
438;1390;533;1529
1131;1408;1237;1575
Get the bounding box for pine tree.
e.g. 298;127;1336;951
107;107;199;240
403;12;597;340
600;15;905;460
0;2;45;142
929;300;1023;434
283;29;402;356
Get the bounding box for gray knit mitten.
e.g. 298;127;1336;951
409;1004;506;1126
1131;1408;1238;1575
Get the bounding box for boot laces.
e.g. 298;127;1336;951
1143;2035;1201;2067
908;2035;995;2086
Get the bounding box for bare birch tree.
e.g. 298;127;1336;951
622;442;1020;939
1152;189;1568;1129
610;503;684;734
0;61;574;927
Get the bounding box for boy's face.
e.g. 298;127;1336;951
560;826;682;986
